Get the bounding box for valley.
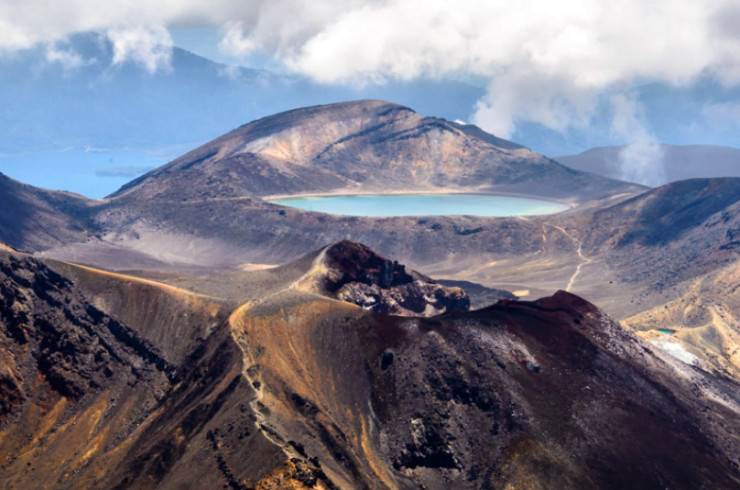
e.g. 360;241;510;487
2;100;740;489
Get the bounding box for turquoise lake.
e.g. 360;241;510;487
272;194;569;217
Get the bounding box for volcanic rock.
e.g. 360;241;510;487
300;240;469;316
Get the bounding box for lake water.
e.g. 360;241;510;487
272;193;569;217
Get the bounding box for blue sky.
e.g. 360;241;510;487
2;1;740;196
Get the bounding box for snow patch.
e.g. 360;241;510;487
651;341;697;365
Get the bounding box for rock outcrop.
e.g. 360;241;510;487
302;240;469;316
2;245;740;489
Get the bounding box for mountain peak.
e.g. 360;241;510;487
296;240;469;316
109;99;639;203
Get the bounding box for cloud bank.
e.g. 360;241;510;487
3;0;740;183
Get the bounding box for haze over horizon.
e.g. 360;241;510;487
2;1;740;195
4;5;740;489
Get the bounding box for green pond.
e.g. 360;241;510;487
271;194;569;217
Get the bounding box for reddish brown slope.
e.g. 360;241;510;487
2;244;740;489
229;286;740;489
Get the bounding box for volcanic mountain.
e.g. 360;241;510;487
110;100;639;203
5;101;740;385
2;243;739;490
1;100;641;272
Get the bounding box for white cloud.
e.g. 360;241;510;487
107;25;173;74
707;3;740;85
2;0;740;149
219;21;257;58
45;42;95;71
0;1;254;50
218;0;738;145
473;71;600;138
609;92;665;187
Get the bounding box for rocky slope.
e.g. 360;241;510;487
0;249;307;490
0;172;94;252
623;259;740;379
577;178;740;309
2;245;739;489
231;288;740;490
5;101;740;385
295;240;469;316
567;178;740;380
110;100;639;203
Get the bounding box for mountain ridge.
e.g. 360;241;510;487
108;99;641;202
2;244;739;489
6;102;740;384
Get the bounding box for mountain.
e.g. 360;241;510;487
110;100;639;202
12;100;642;272
0;171;94;252
9;34;740;198
556;144;740;185
2;244;739;489
578;178;740;307
3;96;740;489
6;100;740;384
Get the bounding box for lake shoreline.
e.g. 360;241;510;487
268;192;571;218
264;188;575;207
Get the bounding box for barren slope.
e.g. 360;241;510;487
2;244;740;489
229;285;740;489
0;172;94;252
1;101;642;277
0;249;326;490
111;100;639;203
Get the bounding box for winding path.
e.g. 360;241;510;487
543;223;592;292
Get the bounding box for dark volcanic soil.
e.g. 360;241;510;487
2;102;740;489
3;243;737;489
0;100;644;270
307;240;470;316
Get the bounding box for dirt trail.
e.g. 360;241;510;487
544;223;592;292
64;262;221;300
